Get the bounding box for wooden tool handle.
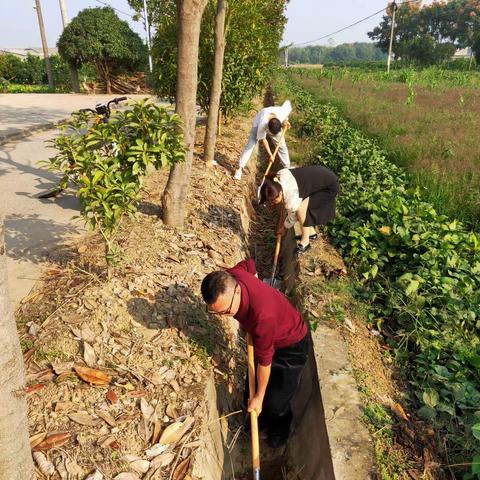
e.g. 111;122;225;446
263;125;288;180
270;208;286;285
247;333;261;476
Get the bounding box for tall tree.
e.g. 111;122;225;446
203;0;227;166
368;0;480;65
132;0;288;118
0;219;33;479
57;7;147;94
161;0;209;227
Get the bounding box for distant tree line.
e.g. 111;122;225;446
369;1;480;66
287;42;387;65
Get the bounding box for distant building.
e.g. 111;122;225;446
453;47;472;59
0;47;58;58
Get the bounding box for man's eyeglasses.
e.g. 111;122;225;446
206;283;238;315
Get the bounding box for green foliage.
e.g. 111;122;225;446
128;0;287;117
277;72;480;475
57;7;147;85
291;64;480;90
368;0;480;66
288;42;387;65
0;53;97;91
45;101;185;266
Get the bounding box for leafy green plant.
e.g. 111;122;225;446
132;0;287;118
45;100;185;268
277;72;480;476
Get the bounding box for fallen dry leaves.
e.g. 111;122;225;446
33;432;72;451
74;366;111;385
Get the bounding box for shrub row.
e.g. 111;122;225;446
0;53;96;90
277;73;480;477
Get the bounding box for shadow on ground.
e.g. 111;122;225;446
5;213;81;264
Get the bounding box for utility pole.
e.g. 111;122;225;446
387;1;397;73
285;46;289;67
58;0;80;92
34;0;54;90
143;0;153;73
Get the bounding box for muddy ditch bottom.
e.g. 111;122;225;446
191;155;336;480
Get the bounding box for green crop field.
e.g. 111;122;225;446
288;66;480;229
275;69;480;478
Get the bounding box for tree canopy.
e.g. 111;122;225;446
287;43;386;65
57;7;147;91
128;0;288;117
368;1;480;65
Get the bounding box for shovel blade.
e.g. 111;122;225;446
262;278;282;290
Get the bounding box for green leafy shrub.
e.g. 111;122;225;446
136;0;287;117
277;73;480;477
45;100;185;267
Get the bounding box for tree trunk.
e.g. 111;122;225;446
0;219;33;479
162;0;209;227
69;66;80;93
203;0;227;166
97;61;112;94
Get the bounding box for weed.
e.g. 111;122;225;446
34;348;67;363
20;337;34;353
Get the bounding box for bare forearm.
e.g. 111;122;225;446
262;138;272;157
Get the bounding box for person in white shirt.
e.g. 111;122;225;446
259;165;339;255
234;100;292;180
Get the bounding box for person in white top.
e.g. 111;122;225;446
259;166;339;255
234;100;292;180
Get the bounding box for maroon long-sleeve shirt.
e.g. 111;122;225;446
227;259;307;366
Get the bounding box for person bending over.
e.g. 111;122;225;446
201;259;309;448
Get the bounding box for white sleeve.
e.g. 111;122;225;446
284;210;297;230
256;111;269;140
277;100;292;123
278;169;302;229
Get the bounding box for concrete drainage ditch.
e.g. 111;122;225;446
189;148;375;480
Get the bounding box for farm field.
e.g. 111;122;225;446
275;70;480;478
289;66;480;228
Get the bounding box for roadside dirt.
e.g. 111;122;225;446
18;112;258;480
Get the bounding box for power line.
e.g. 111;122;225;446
94;0;138;20
292;0;420;47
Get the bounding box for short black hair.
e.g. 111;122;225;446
201;271;233;305
259;178;282;205
268;117;282;135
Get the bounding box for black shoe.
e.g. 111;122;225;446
267;433;288;449
294;243;311;256
294;233;318;241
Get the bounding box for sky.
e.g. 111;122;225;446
0;1;431;50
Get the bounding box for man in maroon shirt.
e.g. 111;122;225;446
201;258;309;448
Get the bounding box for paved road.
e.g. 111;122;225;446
0;94;160;307
1;129;84;306
0;93;152;141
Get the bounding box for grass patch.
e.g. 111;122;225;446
289;71;480;229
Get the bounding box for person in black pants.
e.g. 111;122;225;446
201;259;309;448
260;165;339;255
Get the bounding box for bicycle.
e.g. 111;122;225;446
38;96;128;199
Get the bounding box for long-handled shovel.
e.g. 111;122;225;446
269;232;282;288
247;333;261;480
256;126;288;202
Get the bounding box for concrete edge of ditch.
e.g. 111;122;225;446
291;245;377;479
